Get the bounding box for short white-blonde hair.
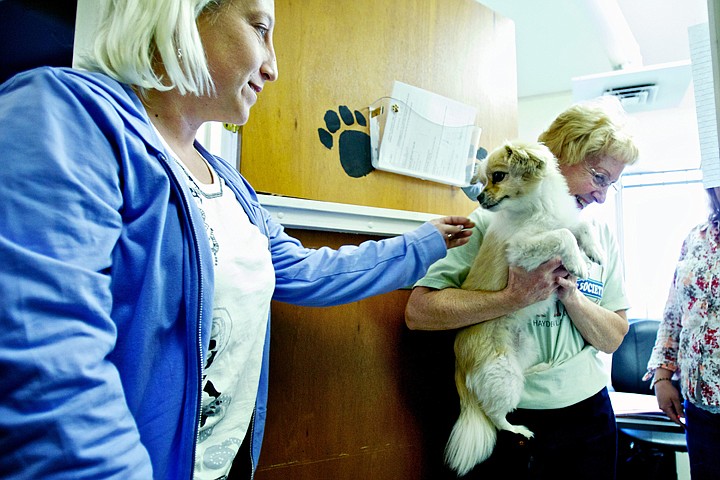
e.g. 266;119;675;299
76;0;225;96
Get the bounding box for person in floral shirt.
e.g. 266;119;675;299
645;186;720;480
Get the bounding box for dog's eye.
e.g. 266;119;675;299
491;172;507;183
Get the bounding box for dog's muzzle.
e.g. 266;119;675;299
478;192;505;210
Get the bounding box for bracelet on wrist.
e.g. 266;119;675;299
652;377;672;388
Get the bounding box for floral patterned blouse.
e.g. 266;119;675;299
644;222;720;409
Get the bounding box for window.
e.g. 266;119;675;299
621;170;708;319
583;169;708;320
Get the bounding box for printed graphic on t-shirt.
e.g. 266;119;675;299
198;307;245;474
199;308;234;440
576;262;604;303
183;175;220;266
532;316;562;328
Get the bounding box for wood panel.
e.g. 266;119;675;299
255;230;462;480
241;0;517;216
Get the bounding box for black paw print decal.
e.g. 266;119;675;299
318;106;374;178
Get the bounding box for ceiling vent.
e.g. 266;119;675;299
572;60;692;112
603;83;659;106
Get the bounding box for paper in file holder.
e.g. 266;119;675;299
368;83;482;187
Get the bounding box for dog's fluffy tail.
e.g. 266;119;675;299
444;400;496;477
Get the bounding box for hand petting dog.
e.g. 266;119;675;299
430;216;475;249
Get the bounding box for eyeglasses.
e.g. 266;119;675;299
583;164;619;192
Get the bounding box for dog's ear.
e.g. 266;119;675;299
506;143;546;180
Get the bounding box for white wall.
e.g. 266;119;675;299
517;92;574;142
72;0;104;67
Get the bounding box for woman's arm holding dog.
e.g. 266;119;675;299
556;275;629;353
405;259;566;331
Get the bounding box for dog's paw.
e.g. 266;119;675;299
549;229;590;278
581;242;605;266
573;222;605;265
563;254;589;279
512;425;534;439
495;419;534;439
318;106;374;178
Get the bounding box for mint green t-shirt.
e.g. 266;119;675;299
414;208;629;409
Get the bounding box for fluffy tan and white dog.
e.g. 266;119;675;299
444;141;604;476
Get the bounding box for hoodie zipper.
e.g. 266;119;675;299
156;151;206;478
248;411;256;480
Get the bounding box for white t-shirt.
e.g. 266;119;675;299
415;208;629;409
154;132;275;479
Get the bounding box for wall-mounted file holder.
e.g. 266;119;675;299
369;81;482;187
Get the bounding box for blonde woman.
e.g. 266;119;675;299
406;97;639;479
0;1;473;478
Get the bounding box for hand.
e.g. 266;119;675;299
655;379;685;427
430;216;475;249
506;257;566;309
555;271;578;303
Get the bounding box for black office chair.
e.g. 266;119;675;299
612;320;668;394
611;319;687;479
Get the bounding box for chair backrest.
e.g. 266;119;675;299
611;320;661;394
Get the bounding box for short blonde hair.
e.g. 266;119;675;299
76;0;225;96
538;96;639;167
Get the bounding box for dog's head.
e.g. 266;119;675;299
473;141;555;211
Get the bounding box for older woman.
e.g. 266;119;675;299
406;97;639;479
0;1;474;478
